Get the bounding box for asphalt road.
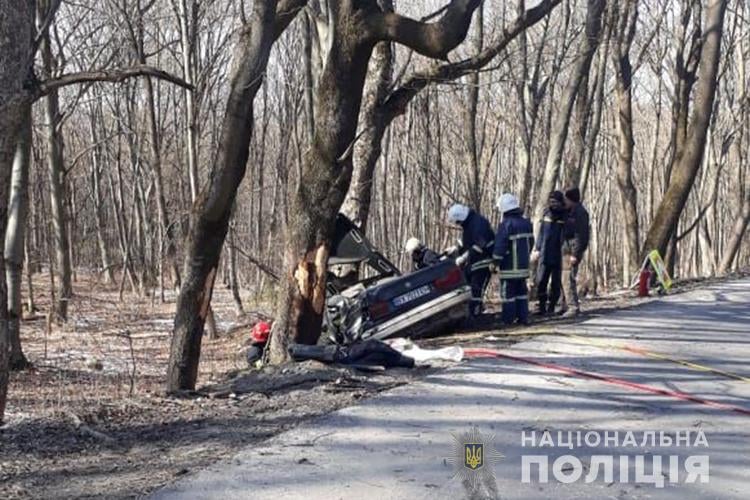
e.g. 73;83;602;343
152;279;750;499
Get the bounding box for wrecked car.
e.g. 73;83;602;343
322;215;472;345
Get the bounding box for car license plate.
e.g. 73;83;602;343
392;285;431;307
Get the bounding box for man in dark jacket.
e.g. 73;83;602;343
561;186;590;318
532;191;566;315
447;204;495;316
492;194;534;325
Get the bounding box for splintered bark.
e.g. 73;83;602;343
642;0;728;259
534;0;605;227
268;18;374;363
166;0;290;393
0;0;35;425
4;109;32;370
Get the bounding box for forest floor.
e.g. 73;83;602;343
1;270;747;499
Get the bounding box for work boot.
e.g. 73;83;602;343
534;302;547;316
561;308;580;319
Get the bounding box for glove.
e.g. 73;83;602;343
455;252;469;267
443;245;459;257
530;250;540;263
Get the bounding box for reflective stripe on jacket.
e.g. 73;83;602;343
493;209;534;279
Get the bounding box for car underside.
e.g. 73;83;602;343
322;215;471;345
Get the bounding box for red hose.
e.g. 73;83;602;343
464;347;750;417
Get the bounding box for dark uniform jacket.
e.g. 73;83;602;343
535;208;566;267
493;208;535;279
411;246;439;271
562;203;590;261
459;210;495;272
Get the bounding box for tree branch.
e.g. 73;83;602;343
35;65;194;99
32;0;63;56
372;0;482;60
275;0;308;39
381;0;562;122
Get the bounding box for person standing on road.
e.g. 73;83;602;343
492;194;534;325
531;191;566;315
446;204;495;317
561;186;590;318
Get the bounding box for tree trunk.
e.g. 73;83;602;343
612;0;640;283
89;108;115;284
642;0;728;258
268;7;377;364
40;14;73;322
267;0;484;364
166;0;294;392
534;0;605;227
4;108;32;370
719;177;749;273
464;4;483;210
0;0;35;425
341;1;394;231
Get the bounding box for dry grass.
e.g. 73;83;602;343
1;272;410;499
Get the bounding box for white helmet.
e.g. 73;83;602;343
404;237;422;254
447;204;470;224
497;193;520;213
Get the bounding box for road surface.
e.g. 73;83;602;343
153;279;750;499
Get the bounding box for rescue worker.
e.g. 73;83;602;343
446;204;495;316
404;237;439;271
492;193;534;325
531;191;566;315
561;186;590;318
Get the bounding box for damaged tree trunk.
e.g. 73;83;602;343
267;0;484;364
269;5;377;361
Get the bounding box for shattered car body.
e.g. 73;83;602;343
322;215;471;345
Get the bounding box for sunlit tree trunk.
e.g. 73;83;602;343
4;109;32;370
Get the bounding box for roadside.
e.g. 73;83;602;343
1;271;747;498
153;277;750;500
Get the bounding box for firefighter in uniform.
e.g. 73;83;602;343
446;204;495;317
492;193;534;325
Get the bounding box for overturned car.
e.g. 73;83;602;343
322;215;471;345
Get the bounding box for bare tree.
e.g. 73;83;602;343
611;0;640;283
0;0;35;426
267;0;487;362
4;109;33;370
642;0;729;258
166;0;305;392
534;0;606;228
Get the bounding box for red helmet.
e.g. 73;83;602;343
251;321;272;344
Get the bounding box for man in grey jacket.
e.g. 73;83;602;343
561;187;590;318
